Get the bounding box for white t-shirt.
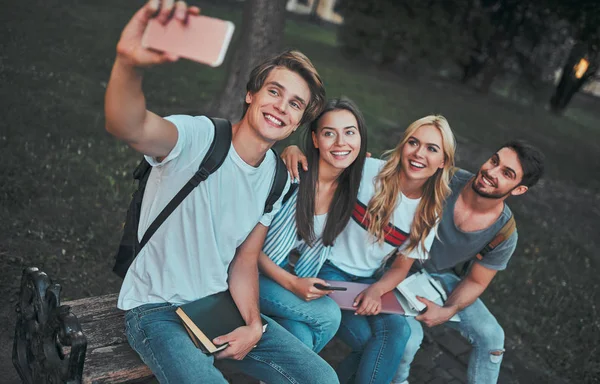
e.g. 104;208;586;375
294;213;327;248
328;158;436;277
118;115;289;310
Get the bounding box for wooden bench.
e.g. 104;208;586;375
60;293;153;383
12;267;258;383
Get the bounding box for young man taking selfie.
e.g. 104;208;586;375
105;1;336;383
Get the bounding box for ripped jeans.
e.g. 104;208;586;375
392;272;505;384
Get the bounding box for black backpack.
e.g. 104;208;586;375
113;117;288;278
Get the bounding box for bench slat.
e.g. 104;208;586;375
64;294;257;383
65;293;122;323
64;294;151;383
83;342;153;384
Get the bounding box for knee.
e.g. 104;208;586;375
386;316;412;342
489;348;505;364
314;298;342;331
471;320;505;349
330;304;342;330
312;360;339;383
323;298;342;327
340;319;372;351
372;316;411;356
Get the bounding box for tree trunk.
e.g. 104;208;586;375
477;61;500;93
461;55;486;84
210;0;287;122
550;43;598;114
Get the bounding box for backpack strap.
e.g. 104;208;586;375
138;117;232;250
453;214;516;277
282;183;299;205
263;149;288;214
476;215;516;259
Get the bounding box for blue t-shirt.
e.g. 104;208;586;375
423;169;518;273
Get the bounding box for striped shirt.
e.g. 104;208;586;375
262;187;332;277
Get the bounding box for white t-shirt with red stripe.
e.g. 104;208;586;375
327;158;436;277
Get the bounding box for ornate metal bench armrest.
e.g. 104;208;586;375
13;267;88;384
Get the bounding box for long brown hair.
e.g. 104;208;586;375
366;115;456;254
296;97;368;246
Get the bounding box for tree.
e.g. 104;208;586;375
549;0;600;113
210;0;287;122
458;0;552;93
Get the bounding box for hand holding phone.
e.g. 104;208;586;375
115;1;202;68
142;15;235;67
314;283;348;291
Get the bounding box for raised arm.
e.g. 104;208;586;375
280;144;371;181
280;145;308;181
104;0;200;158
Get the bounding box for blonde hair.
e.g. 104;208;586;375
365;115;456;254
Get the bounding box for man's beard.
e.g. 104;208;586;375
471;177;511;199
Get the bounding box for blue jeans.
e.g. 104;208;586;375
124;302;339;384
392;272;505;384
259;274;342;352
318;261;411;384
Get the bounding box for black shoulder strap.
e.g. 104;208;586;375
263;149;288;214
138;118;232;249
282;183;299;205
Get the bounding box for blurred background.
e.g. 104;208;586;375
1;0;598;382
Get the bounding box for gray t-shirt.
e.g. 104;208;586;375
422;169;518;273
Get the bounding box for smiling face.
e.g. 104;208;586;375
312;109;362;172
244;67;311;144
472;147;528;199
400;124;446;182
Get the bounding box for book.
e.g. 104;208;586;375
396;271;460;322
326;272;460;322
175;290;267;354
326;280;406;314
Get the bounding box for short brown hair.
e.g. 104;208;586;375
243;50;326;126
497;140;545;187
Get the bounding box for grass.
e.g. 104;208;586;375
1;0;599;382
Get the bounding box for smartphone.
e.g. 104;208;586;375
142;15;235;67
314;283;347;291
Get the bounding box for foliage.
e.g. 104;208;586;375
337;0;473;68
547;0;600;112
336;0;598;101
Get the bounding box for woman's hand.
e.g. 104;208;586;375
290;277;332;301
116;0;201;68
280;145;308;182
353;285;383;315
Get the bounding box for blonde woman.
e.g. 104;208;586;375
282;115;456;384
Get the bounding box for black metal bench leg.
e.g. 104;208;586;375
12;267;88;384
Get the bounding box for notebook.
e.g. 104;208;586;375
325;280;406;315
326;274;460;322
176;290;267;354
